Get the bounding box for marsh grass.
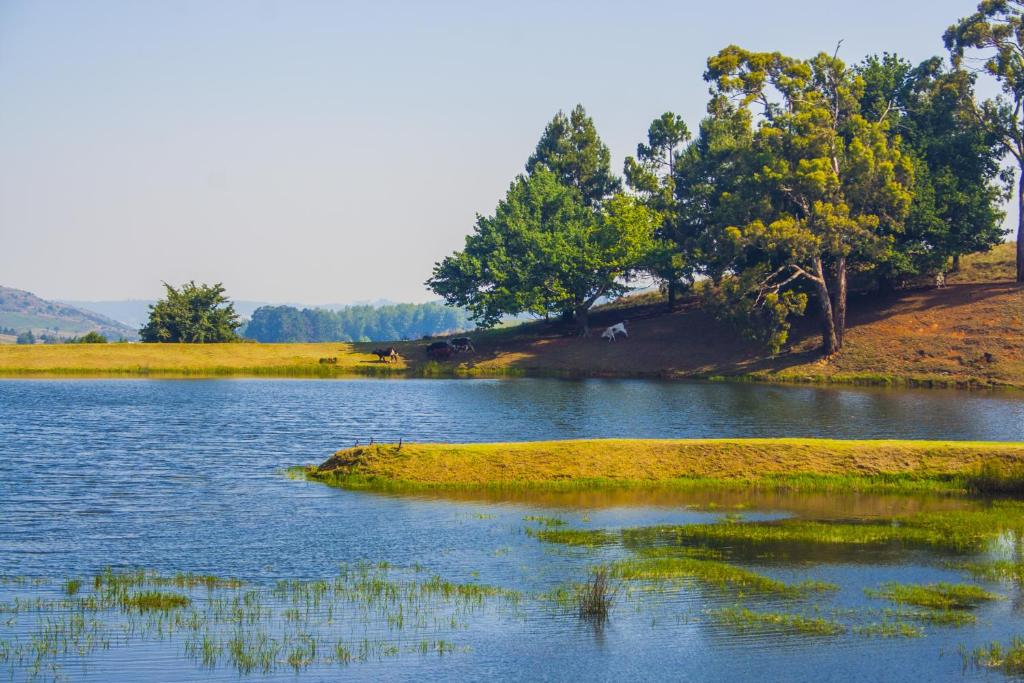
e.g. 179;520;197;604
525;528;617;547
620;503;1024;554
120;591;190;612
709;607;845;636
0;564;521;680
966;637;1024;675
610;556;835;596
576;566;616;623
523;515;567;527
865;582;1000;611
853;621;924;638
956;560;1024;583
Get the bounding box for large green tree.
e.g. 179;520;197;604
427;168;656;333
624;112;692;308
703;46;914;355
139;281;241;343
945;1;1024;282
526;104;621;207
857;53;1009;278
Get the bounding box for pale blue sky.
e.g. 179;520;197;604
0;0;1007;303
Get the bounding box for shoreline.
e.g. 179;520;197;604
303;438;1024;496
0;363;1019;391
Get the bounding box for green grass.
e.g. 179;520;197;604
956;560;1024;583
525;528;618;547
708;607;846;636
0;564;519;679
865;582;1000;611
120;591;191;611
619;503;1024;554
306;438;1024;496
609;555;835;596
967;637;1024;675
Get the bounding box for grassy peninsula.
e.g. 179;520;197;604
305;438;1024;494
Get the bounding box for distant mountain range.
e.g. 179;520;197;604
0;286;138;340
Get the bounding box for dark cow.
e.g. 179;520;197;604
372;347;399;363
450;337;475;353
425;341;453;360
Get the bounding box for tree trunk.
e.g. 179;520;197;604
1018;176;1024;283
951;254;960;273
832;256;847;349
812;257;839;356
575;306;590;336
667;279;677;311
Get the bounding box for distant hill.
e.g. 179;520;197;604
0;286;138;341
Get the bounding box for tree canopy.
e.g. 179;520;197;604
427;13;1013;357
945;0;1024;281
526;104;621;207
428;168;657;332
699;46;915;354
139;282;241;343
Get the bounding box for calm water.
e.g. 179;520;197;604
2;378;1024;682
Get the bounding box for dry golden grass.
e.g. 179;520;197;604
0;342;406;376
308;438;1024;490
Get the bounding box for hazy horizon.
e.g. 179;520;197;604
1;0;1013;304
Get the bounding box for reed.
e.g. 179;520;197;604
576;566;615;623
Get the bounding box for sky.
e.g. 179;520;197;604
0;0;1010;304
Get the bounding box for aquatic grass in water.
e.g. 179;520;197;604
576;566;615;624
525;528;618;547
0;564;522;680
121;591;191;612
610;556;835;596
967;637;1024;675
620;503;1024;554
523;515;567;527
708;607;845;636
865;582;1000;611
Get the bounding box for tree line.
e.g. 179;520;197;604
429;2;1023;355
243;302;474;343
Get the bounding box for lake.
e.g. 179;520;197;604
2;378;1024;681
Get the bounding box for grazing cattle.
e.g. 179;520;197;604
600;322;628;342
425;341;454;360
451;337;475;353
372;347;399;363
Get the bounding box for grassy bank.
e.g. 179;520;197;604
0;342;409;377
304;438;1024;494
1;244;1019;388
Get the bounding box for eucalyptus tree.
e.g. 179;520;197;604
703;46;914;355
945;1;1024;282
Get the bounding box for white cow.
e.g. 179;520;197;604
600;322;628;342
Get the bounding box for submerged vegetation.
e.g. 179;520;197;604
708;607;846;636
865;582;999;611
0;564;519;680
